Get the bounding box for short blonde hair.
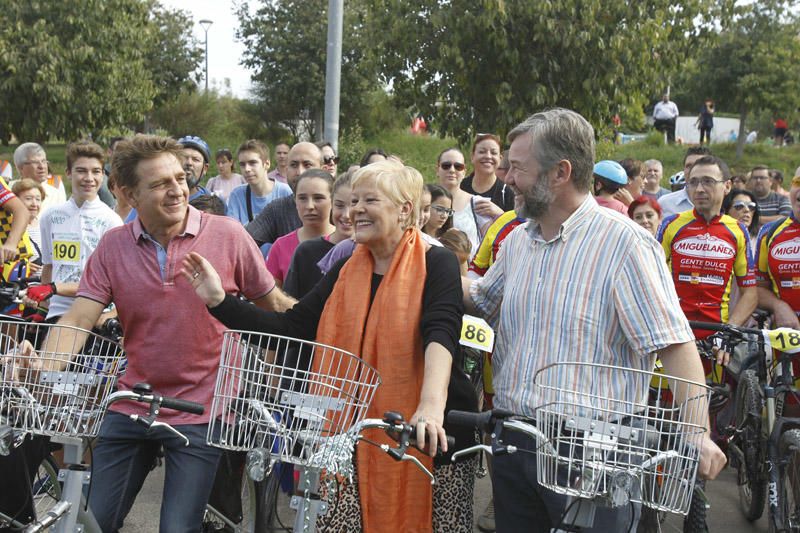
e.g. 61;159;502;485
351;160;423;230
11;178;46;200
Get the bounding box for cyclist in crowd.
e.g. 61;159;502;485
245;142;323;249
437;147;490;257
189;194;227;216
771;168;790;198
23;141;123;322
12;143;66;212
592;159;629;214
266;169;334;287
642;159;669;200
205;148;245;202
722;189;761;242
438;228;471;276
10;179;45;274
227;140;291;225
627;194;662;237
184;159;479;532
107;172;133;222
34;135;294;532
422;183;454;238
463;108;725;532
751;165;792;224
658;155;757;337
755;174;800;330
658;145;712;217
461;133;513;214
284;170;354;298
268;142;290;183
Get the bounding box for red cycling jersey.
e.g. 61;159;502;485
658;209;755;337
756;215;800;315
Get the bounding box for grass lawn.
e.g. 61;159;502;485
3;131;797;191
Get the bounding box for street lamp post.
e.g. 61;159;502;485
199;19;213;92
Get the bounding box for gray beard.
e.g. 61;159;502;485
518;173;554;220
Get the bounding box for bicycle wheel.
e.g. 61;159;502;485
636;505;665;533
736;369;766;521
778;429;800;533
31;454;61;518
683;482;708;533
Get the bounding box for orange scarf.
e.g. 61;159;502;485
316;227;433;533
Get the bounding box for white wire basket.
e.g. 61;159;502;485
533;362;709;515
0;320;126;439
207;331;381;473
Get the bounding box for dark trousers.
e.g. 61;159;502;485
699;127;712;144
492;430;640;533
0;436;50;531
654;118;677;144
88;412;222;533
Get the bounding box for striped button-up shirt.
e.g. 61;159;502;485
470;195;693;416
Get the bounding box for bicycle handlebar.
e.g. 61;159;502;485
107;389;205;415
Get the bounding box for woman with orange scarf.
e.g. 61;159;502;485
182;160;478;532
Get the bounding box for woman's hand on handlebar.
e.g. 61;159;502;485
410;403;447;457
180;252;225;308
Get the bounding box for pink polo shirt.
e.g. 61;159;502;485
78;206;274;424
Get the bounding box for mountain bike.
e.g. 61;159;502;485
687;320;800;532
447;361;710;532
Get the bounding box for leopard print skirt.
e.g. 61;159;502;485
316;456;478;532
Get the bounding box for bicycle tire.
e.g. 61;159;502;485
777;428;800;533
31;454;61;519
682;482;708;533
636;505;665;533
736;368;767;521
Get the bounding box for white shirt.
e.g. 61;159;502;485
653;100;679;120
658;189;693;218
40;198;123;318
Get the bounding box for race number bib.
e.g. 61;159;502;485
459;315;495;352
765;328;800;355
53;241;80;264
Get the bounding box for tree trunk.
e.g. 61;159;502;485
735;105;748;161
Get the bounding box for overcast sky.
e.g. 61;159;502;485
160;0;254;98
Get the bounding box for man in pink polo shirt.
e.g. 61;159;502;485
47;135;293;532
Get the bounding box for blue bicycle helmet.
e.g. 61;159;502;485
593;160;628;185
177;135;211;164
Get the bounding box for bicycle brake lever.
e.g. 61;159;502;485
451;444;491;462
399;454;435;484
148;420;190;447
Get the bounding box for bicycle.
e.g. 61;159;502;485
687;320;800;532
446;361;710;532
206;330;448;532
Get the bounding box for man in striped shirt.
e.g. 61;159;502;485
463;108;726;532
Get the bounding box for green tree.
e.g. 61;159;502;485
680;1;800;159
0;0;202;143
146;2;204;109
236;0;380;140
364;0;724;144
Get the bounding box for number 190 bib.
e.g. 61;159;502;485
53;241;80;264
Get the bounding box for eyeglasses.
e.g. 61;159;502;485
732;201;757;211
23;158;48;168
686;177;726;188
323;156;340;165
431;205;455;217
440;162;466;171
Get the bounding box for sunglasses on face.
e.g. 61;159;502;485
440;162;466;171
431;205;455;217
323;156;340;165
732;201;757;211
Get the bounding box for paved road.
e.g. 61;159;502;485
121;461;769;532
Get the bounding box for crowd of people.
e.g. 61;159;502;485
7;104;800;532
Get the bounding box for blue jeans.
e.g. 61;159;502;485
88;412;221;533
492;430;640;533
